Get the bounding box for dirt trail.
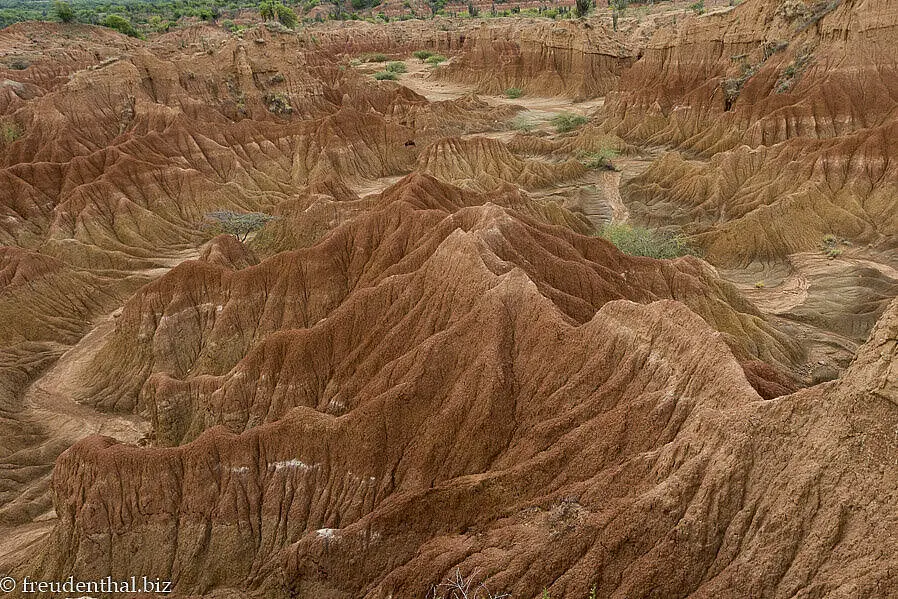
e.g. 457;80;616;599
0;246;202;568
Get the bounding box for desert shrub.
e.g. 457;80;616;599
797;0;841;32
820;234;847;259
54;1;75;23
467;1;479;16
551;113;588;133
413;49;433;61
264;92;292;114
102;14;141;38
430;569;509;599
373;71;398;80
385;61;407;73
268;72;285;84
1;122;22;143
775;48;813;93
688;0;705;14
6;58;29;70
599;223;695;259
580;148;620;171
425;54;447;65
722;61;759;108
763;40;789;59
204;211;277;241
505;87;523;99
776;0;811;21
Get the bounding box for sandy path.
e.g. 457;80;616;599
0;246;202;568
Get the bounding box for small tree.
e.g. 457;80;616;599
277;4;298;27
467;1;479;17
204;211;277;241
54;1;75;23
574;0;591;18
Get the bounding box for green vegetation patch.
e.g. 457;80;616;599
551;113;588;133
505;87;523;99
385;61;407;73
580;148;620;171
1;121;22;143
359;52;388;63
599;223;696;259
373;71;398;81
102;14;142;38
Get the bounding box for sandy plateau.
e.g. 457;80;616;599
1;0;898;597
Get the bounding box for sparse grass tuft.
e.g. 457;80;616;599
775;48;813;93
551;113;588;133
359;52;388;63
599;223;696;259
509;114;536;132
580;148;620;171
797;0;841;33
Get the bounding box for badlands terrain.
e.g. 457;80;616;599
1;0;898;597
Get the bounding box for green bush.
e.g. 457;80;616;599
102;14;141;38
385;61;407;73
599;223;695;259
373;71;398;80
505;87;523;99
53;1;75;23
425;54;446;65
413;49;433;61
264;92;292;114
551;113;588;133
688;0;705;14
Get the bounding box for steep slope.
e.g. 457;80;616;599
601;0;898;264
435;19;635;98
33;234;898;598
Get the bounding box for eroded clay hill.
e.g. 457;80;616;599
1;1;898;597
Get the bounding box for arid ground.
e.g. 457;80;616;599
1;0;898;597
